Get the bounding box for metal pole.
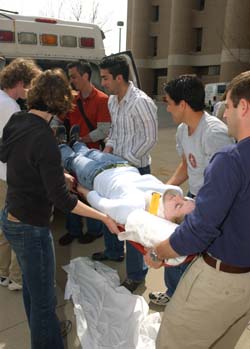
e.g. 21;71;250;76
119;27;122;52
117;21;124;53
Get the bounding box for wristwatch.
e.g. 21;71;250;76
150;250;161;262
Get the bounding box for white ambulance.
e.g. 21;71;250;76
0;11;106;83
0;11;141;89
205;82;228;107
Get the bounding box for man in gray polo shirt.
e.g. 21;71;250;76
149;75;233;306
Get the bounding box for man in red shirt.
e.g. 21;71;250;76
59;60;111;245
67;60;111;148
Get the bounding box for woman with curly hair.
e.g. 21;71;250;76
0;69;118;349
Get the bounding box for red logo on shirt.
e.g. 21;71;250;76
188;153;197;168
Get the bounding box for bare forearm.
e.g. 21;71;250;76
72;200;106;221
154;239;180;260
167;158;188;186
76;184;90;199
144;239;180;269
71;200;119;234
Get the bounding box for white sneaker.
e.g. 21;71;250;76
8;280;22;291
149;291;171;306
0;276;9;287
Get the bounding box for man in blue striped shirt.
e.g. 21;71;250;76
146;71;250;348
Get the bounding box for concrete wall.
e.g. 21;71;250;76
126;0;250;97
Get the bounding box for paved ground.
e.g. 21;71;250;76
0;109;250;348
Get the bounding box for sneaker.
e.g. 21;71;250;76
8;280;22;291
58;233;76;246
55;125;67;145
78;232;102;244
69;124;80;147
149;291;170;306
92;251;124;262
121;278;144;293
60;319;72;337
0;276;9;287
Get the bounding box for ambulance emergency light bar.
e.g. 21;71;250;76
18;32;37;45
0;30;95;49
0;30;14;42
79;37;95;48
40;34;58;46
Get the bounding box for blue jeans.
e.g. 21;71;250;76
66;213;103;238
2;208;63;349
60;142;127;190
61;143;127;239
164;262;190;297
163;189;195;297
61;142;148;281
103;165;150;281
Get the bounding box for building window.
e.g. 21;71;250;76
208;65;220;76
194;28;202;52
152;5;159;22
150;36;158;56
153;68;167;95
193;0;205;10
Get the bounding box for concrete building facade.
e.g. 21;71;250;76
126;0;250;98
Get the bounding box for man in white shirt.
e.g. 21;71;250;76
166;76;233;198
89;55;158;292
0;58;40;290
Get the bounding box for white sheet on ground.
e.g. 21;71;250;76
63;257;161;348
121;209;188;266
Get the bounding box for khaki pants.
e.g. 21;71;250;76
156;257;250;349
0;180;22;284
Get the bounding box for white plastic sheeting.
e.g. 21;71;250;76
64;257;161;348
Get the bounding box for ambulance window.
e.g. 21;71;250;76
0;30;15;43
18;32;37;45
40;34;58;46
79;37;95;48
60;35;77;47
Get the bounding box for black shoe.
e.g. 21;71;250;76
69;124;80;147
59;233;75;246
78;232;102;244
60;320;72;337
92;251;124;262
55;125;67;145
78;233;96;244
121;278;144;293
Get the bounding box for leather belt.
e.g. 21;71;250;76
203;252;250;274
95;163;131;178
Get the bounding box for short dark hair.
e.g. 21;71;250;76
0;58;41;89
99;55;129;82
66;60;92;80
227;71;250;108
27;69;73;115
164;75;205;111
